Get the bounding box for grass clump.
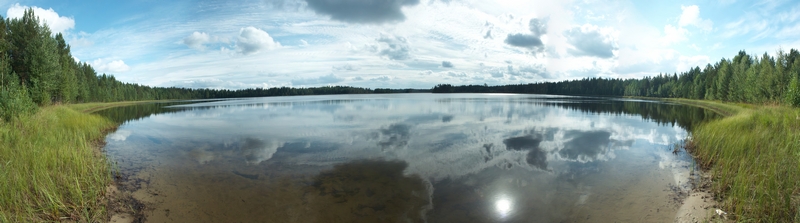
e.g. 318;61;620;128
0;106;115;222
692;106;800;222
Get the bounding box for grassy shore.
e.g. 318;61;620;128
0;101;155;222
667;99;800;222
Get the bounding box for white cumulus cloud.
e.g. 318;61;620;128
678;5;713;31
7;3;75;34
90;59;131;74
182;31;228;50
661;5;712;45
236;27;280;55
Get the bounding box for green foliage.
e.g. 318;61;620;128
0;73;36;120
786;76;800;106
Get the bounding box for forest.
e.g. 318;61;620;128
433;49;800;108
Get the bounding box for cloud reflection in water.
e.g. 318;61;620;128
502;135;547;170
238;137;284;165
103;94;717;222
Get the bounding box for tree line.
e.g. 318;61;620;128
434;49;800;107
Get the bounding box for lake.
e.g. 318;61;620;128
98;93;719;222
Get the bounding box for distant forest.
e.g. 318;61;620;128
3;9;800;121
434;49;800;107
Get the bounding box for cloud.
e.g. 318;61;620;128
504;18;547;52
661;5;712;45
7;3;75;34
662;24;688;45
164;78;276;89
516;65;549;78
482;64;548;79
504;34;543;48
528;17;547;36
678;5;713;31
564;24;618;58
721;17;768;40
376;34;410;60
236;26;280;55
304;0;420;24
441;61;454;68
69;38;93;47
333;64;359;71
491;72;504;78
68;31;94;47
447;71;467;78
291;73;344;85
370;75;392;81
677;55;709;72
183;31;226;50
90;59;130;74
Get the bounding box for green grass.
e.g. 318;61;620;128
65;100;164;113
690;106;800;222
664;98;750;117
0;106;116;222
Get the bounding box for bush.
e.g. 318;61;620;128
0;77;37;121
785;76;800;107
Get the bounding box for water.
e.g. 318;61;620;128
99;93;719;222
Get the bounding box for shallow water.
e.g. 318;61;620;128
100;93;718;222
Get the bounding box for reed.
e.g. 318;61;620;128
0;106;115;222
691;106;800;222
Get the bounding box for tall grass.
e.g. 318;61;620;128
0;106;115;222
691;107;800;222
66;100;159;113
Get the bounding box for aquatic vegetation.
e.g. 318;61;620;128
0;106;115;222
691;106;800;222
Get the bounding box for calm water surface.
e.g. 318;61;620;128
99;93;719;222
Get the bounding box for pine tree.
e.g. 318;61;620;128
716;60;732;101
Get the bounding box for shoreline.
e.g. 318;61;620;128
77;101;157;223
3;97;790;222
666;98;740;223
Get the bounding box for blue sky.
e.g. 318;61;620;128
3;0;799;89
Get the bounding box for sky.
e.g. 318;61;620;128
3;0;799;89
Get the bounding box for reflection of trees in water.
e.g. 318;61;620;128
256;159;431;223
92;102;193;124
435;97;718;131
545;99;719;131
